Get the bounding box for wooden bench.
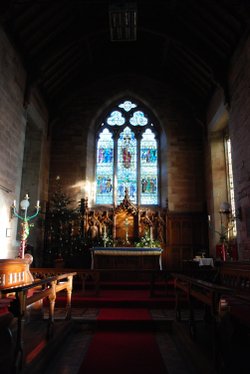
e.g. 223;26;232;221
172;265;250;369
173;266;250;324
31;268;100;295
1;273;76;372
0;259;76;372
172;273;232;328
216;267;250;325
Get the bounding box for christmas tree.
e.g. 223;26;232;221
44;176;78;265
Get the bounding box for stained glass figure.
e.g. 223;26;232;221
107;110;125;126
118;100;137;112
140;129;158;205
117;127;137;204
130;111;148;126
96;129;114;204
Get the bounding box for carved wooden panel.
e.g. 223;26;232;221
115;212;135;242
182;221;193;244
166;213;208;270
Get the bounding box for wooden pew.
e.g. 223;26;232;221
0;259;76;372
1;273;76;372
172;265;250;369
172;273;232;330
31;268;100;295
173;267;250;325
217;267;250;326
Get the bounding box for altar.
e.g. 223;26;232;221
90;247;163;270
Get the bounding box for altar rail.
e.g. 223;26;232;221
0;271;76;372
31;267;173;296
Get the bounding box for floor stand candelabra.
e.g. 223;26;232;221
12;194;40;259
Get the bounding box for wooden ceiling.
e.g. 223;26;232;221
0;0;249;116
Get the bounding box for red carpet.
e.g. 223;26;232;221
97;308;151;321
78;308;168;374
46;288;175;309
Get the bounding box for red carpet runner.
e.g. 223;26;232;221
78;308;168;374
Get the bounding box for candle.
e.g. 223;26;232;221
13;200;16;208
150;226;153;241
37;200;40;207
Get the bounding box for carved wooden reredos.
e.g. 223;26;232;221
82;188;167;246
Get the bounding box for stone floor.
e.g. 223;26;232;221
26;307;216;374
3;283;250;373
13;293;250;374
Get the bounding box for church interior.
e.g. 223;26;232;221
1;1;250;373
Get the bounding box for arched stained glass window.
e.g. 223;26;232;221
117;127;137;204
140;129;158;205
95;100;159;206
96;129;114;204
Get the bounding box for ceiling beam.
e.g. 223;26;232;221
17;3;61;39
173;45;216;87
45;58;82;94
27;14;74;54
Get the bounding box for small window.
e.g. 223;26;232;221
225;137;236;237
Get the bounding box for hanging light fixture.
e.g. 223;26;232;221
109;1;137;42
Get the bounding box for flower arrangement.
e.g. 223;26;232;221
135;232;161;248
101;235;114;247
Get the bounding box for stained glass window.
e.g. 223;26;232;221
117;127;137;204
107;111;125;126
140;129;158;205
118;100;137;112
96;129;114;204
130;111;148;126
95;100;159;206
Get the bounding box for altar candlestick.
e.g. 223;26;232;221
103;224;108;247
125;218;129;244
150;226;153;241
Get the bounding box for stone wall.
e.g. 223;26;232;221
0;26;49;261
0;26;26;258
229;34;250;259
49;75;206;215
